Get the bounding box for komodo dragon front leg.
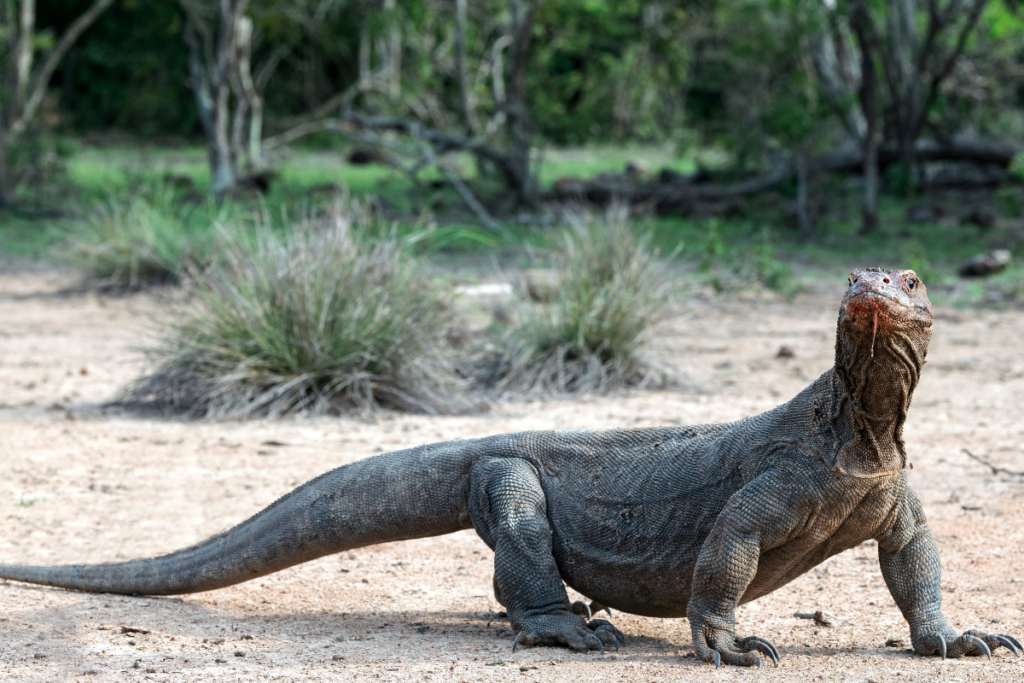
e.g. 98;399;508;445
878;487;1022;660
468;457;625;652
686;469;809;668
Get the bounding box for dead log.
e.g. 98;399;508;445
819;138;1019;174
546;158;791;216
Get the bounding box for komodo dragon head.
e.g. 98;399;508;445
831;267;933;476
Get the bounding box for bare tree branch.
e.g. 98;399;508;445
262;119;348;150
413;129;504;234
9;0;116;143
913;0;990;140
454;0;477;136
849;0;880;232
15;0;35;110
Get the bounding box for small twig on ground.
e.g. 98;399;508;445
961;448;1024;477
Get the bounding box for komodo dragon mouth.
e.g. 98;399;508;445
840;268;932;336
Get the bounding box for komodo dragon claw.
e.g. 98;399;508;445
510;616;625;653
570;600;591;620
920;631;1005;659
736;636;780;667
964;630;1021;657
589;619;627;648
694;625;778;668
965;635;992;660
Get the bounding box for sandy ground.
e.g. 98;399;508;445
0;268;1022;683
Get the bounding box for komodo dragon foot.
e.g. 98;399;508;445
511;613;626;653
692;623;780;668
915;628;1022;659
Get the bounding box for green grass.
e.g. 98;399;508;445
538;145;699;187
4;141;1024;309
62;184;228;289
643;190;1024;298
123;207;476;417
477;208;672;394
0;217;66;259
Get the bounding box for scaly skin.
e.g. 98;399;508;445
0;268;1020;667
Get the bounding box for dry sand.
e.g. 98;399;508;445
0;268;1022;683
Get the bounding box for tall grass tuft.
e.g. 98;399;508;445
478;208;673;394
123;207;475;418
65;186;216;290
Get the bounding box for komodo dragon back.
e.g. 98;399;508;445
1;267;1021;669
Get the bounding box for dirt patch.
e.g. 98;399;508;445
0;270;1022;682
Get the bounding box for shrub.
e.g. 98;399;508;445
65;186;216;289
122;208;475;418
478;208;672;394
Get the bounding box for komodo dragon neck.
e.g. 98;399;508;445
825;268;933;478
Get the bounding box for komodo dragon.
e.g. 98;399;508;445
1;267;1021;668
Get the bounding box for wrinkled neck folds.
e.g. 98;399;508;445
830;311;931;476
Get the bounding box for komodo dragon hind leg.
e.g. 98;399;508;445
469;457;625;653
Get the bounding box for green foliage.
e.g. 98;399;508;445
63;185;220;289
699;220;726;272
750;228;793;295
1010;153;1024;183
688;221;796;298
994;186;1024;218
123;208;474;418
479;209;671;394
905;251;941;289
530;1;692;144
44;0;197;135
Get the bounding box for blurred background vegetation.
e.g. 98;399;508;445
3;0;1024;409
1;1;1022;243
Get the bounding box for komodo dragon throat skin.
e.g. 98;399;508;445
1;268;1021;668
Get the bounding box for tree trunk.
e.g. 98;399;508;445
851;1;878;234
507;0;539;206
862;133;879;233
211;74;236;200
179;0;249;202
454;0;476;136
0;103;8;208
891;0;919;192
8;0;115;144
385;0;401;100
16;0;35;111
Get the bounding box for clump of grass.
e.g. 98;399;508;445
478;209;673;394
122;207;475;418
65;186;216;290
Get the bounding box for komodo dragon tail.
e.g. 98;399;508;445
0;439;480;595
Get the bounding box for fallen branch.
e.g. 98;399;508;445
260;113;506;233
819;138;1020;174
415;138;505;235
961;448;1024;477
340;111;523;192
262;119;347;151
547;156;792;214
